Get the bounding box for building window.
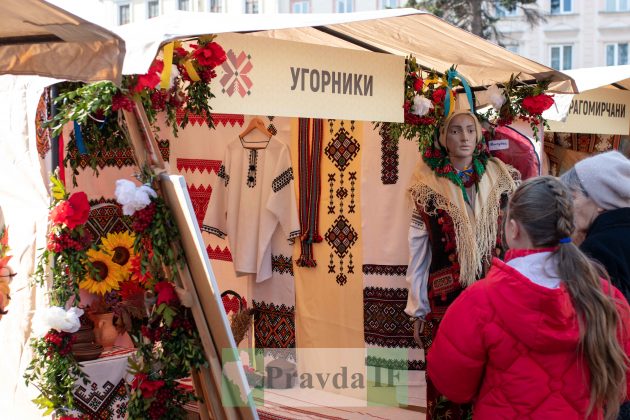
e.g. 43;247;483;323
496;3;518;17
550;0;572;14
245;0;259;13
147;0;160;18
336;0;353;13
606;0;630;11
208;0;223;12
178;0;190;10
381;0;399;8
607;43;629;66
118;3;131;25
550;45;573;70
292;1;310;13
505;44;519;54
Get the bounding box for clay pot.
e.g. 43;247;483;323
72;324;96;344
90;312;120;349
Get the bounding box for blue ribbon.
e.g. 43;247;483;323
73;121;88;155
444;68;475;117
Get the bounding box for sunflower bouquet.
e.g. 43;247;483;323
81;231;148;334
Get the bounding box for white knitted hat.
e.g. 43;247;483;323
574;151;630;210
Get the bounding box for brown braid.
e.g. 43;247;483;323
509;176;628;419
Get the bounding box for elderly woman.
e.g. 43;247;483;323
560;151;630;302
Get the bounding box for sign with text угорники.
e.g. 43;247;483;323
210;32;405;123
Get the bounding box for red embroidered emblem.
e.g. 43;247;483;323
220;50;253;98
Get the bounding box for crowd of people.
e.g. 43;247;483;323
405;108;630;419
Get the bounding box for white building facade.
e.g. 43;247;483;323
497;0;630;70
106;0;402;26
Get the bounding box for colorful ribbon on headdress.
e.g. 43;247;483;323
444;68;475;117
159;42;174;89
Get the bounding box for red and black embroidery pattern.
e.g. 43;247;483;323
86;198;132;241
253;301;296;350
176;158;222;175
364;287;418;349
379;125;399;185
205;244;232;262
73;378;128;419
272;168;294;193
324;121;360;286
362;265;408;276
35;90;51;159
186;184;212;227
271;254;294;276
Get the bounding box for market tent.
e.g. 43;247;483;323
0;0;125;83
115;9;576;93
562;65;630;92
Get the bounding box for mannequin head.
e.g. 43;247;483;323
438;111;482;170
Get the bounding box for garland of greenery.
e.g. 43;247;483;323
25;174;92;415
123;169;208;419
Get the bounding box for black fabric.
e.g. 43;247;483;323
581;207;630;303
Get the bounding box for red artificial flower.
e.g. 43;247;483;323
414;77;424;92
134;60;164;93
154;281;179;306
522;94;554;115
50;192;90;229
111;93;135;112
140;378;165;398
173;46;189;60
131;373;165;398
119;279;145;300
191;42;227;69
432;88;446;104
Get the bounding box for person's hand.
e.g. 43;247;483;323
412;318;425;348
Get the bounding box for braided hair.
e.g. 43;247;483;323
508;176;628;420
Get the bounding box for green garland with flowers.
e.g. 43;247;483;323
479;73;553;139
375;56;458;152
115;168;207;419
45;35;228;186
25;174;92;415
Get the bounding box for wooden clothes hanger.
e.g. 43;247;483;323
239;117;272;140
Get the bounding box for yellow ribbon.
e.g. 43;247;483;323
183;59;201;82
160;42;174;89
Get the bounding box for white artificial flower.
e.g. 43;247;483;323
486;84;506;111
115;179;157;216
169;64;180;89
33;306;84;336
411;95;433;116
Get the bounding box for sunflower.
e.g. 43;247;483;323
100;231;136;276
80;248;124;295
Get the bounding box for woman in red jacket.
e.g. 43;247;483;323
427;176;630;419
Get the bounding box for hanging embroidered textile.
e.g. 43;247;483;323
293;120;365;397
295;118;324;267
203;135;300;283
360;125;424;400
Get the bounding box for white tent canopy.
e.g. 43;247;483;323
562;65;630;92
0;0;125;83
115;9;577;93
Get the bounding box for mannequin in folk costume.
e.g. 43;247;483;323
404;108;519;419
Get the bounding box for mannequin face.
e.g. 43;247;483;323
445;114;477;160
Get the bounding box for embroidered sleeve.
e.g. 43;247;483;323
267;145;300;243
404;220;431;319
202;152;230;239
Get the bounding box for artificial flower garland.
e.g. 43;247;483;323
114;174;207;419
480;73;554;139
26;175;92;415
45;35;228;186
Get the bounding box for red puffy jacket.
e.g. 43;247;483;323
428;258;630;419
